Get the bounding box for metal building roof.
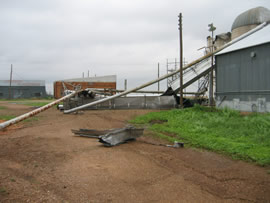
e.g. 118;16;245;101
231;7;270;30
216;24;270;55
60;75;117;83
0;80;45;87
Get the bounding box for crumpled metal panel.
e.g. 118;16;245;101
99;126;144;147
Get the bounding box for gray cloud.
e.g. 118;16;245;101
0;0;270;94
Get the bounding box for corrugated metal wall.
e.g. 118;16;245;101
0;86;47;99
216;42;270;112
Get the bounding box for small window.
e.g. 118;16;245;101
0;93;3;97
34;93;41;97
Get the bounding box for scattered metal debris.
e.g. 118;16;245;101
72;127;184;148
71;129;111;138
72;126;144;147
99;126;144;147
138;140;184;148
166;141;184;148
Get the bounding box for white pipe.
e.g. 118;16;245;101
0;90;82;130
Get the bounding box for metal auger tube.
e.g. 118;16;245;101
0;90;83;130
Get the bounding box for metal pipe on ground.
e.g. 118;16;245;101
64;22;267;114
88;88;204;95
0;90;83;130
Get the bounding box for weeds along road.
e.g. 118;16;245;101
0;101;269;202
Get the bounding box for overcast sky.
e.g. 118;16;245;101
0;0;269;94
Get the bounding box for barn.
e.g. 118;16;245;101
0;80;47;99
215;25;270;112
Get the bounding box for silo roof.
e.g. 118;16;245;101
231;7;270;31
216;24;270;55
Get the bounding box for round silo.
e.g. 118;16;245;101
231;7;270;39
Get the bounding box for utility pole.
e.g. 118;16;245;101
82;72;84;78
158;63;160;91
9;64;13;99
124;79;127;97
208;23;216;106
88;70;89;78
166;59;169;88
178;13;183;108
124;79;127;91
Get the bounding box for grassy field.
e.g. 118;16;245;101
0;115;15;121
18;101;53;107
131;105;270;166
0;98;54;107
0;99;54;123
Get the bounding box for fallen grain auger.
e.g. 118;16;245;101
0;89;83;130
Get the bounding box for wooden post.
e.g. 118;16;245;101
208;23;216;106
178;13;183;108
158;63;160;92
9;64;13;99
166;59;169;87
124;79;127;97
210;32;214;106
124;79;127;91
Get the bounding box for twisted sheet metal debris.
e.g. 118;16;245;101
99;126;144;147
71;129;111;138
72;126;144;147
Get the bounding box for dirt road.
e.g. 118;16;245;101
0;102;269;202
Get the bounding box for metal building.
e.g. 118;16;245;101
215;24;270;112
0;80;47;99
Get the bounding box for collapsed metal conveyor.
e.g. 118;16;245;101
64;21;268;114
0;23;267;130
162;57;212;96
64;22;267;114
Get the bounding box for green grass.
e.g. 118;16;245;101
0;187;7;194
0;97;54;101
0;115;39;123
10;100;53;107
0;99;50;124
21;101;52;107
0;115;16;120
0;98;54;107
131;105;270;166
